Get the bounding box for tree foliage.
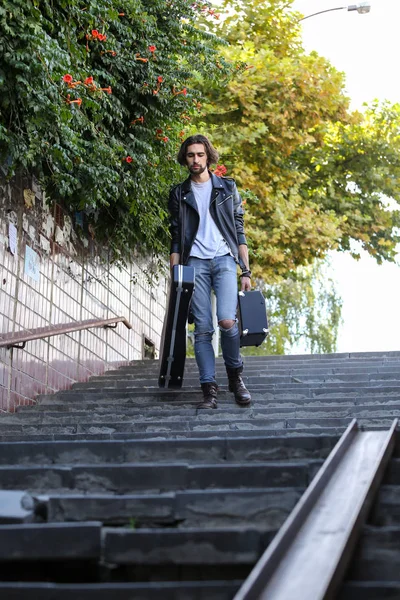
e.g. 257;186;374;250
242;261;343;356
0;0;229;259
201;0;400;280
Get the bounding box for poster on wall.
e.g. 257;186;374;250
8;223;17;255
24;245;40;282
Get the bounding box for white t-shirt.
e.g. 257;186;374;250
189;178;230;259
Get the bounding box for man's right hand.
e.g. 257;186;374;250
241;276;251;292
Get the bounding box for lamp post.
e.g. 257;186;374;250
300;2;371;21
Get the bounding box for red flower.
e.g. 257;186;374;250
125;156;133;163
135;53;149;63
91;29;99;38
98;33;107;42
101;86;112;94
162;136;169;143
67;98;82;107
84;76;94;85
62;74;73;83
214;164;227;177
157;76;163;83
148;45;156;53
156;128;163;134
173;86;188;97
131;116;144;125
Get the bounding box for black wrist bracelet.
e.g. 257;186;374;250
240;270;251;278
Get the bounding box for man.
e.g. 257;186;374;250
168;134;252;409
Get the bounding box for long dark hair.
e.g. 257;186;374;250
177;134;219;167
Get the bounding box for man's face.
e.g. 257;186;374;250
185;143;208;175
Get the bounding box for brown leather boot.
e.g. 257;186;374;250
226;366;251;406
198;382;218;409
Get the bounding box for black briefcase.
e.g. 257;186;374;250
237;290;269;347
158;265;195;388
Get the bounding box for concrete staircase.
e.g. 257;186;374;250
0;352;400;598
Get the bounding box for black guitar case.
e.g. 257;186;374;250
158;264;195;388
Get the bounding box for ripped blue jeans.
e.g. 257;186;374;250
187;255;243;384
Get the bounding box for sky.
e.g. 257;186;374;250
292;0;400;353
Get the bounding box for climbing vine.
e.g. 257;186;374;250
0;0;229;259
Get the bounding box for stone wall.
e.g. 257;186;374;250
0;175;168;412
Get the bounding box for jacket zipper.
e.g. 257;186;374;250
218;194;232;206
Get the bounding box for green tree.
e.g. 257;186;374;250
242;261;343;356
201;0;400;280
0;0;229;259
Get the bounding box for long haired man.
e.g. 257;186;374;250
168;134;252;409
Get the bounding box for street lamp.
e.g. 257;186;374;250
300;2;371;21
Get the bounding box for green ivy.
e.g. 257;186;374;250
0;0;230;259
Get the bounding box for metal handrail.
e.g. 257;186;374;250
0;317;132;350
234;418;398;600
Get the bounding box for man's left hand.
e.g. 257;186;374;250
241;276;251;292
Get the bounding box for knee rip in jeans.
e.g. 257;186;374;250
218;318;237;332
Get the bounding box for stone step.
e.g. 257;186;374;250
115;361;400;375
383;460;400;486
0;416;368;436
98;376;400;391
0;425;351;442
95;364;400;380
127;361;400;373
0;582;242;600
37;384;400;405
0;416;397;438
0;522;102;560
0;522;273;565
70;374;400;390
339;582;400;600
31;395;400;414
0;435;339;466
122;352;400;368
16;397;400;415
102;526;275;565
59;384;400;399
0;460;320;494
369;486;400;527
46;488;303;527
343;526;400;581
7;404;400;426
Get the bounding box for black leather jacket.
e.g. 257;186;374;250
168;172;248;270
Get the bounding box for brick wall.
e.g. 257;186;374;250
0;176;168;412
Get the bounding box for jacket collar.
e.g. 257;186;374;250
181;171;224;193
210;172;224;189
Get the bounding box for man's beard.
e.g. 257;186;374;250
189;164;207;175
